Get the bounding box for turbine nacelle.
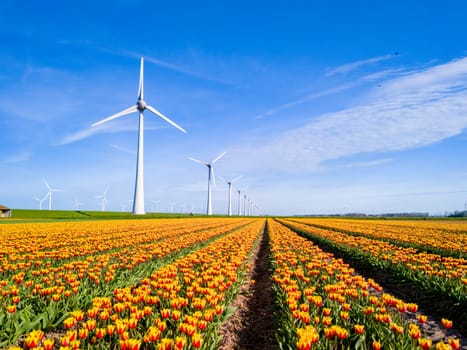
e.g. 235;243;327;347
137;99;147;111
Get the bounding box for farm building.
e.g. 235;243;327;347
0;205;11;217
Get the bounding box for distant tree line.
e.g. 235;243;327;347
448;210;467;217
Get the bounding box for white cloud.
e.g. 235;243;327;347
326;54;397;76
59;127;103;145
2;151;31;163
232;57;467;173
340;158;393;169
255;66;411;120
255;82;358;119
109;144;135;154
95;47;233;86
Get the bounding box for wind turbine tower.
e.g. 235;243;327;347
221;176;241;216
243;194;247;216
91;58;186;215
96;188;108;212
73;199;83;210
189;152;226;215
43;179;63;211
237;190;241;216
151;200;160;213
34;195;48;210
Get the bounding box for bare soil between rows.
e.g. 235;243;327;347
218;223;278;349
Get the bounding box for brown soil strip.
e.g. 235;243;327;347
218;221;278;350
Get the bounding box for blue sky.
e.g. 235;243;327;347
1;0;467;215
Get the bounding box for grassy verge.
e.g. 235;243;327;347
0;209;224;223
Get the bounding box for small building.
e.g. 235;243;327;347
0;205;11;218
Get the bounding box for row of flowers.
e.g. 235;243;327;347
8;218;265;349
0;218;255;347
280;219;467;301
0;218;247;267
268;219;461;350
293;218;467;256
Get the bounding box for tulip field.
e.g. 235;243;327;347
0;216;465;349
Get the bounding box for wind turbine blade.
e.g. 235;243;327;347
91;105;138;127
43;179;51;190
211;151;226;164
146;105;186;133
138;57;144;100
218;175;227;184
232;175;242;183
188;157;209;166
211;166;217;187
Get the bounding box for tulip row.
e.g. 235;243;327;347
8;218;264;350
0;218;255;347
291;218;467;258
0;218;245;267
279;219;467;303
268;219;460;350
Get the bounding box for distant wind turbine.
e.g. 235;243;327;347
91;57;186;215
151;200;160;213
189;152;226;215
96;188;108;212
220;176;242;216
237;190;242;216
243;194;247;216
73;199;83;210
43;179;63;211
34;195;48;210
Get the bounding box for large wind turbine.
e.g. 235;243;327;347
43;179;63;211
189;152;226;215
91;58;186;215
220;176;242;216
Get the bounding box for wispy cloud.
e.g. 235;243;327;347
255;82;358;119
109;144;135;154
360;68;406;82
256;65;408;120
93;47;234;86
59;122;136;145
233;56;467;173
59;116;169;145
326;54;397;76
1;151;31;163
0;65;83;123
341;158;393;169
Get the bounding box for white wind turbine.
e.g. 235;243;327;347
43;179;63;211
189;152;226;216
237;189;242;216
220;176;242;216
91;57;186;215
96;188;108;212
73;199;83;210
34;194;48;210
151;200;160;213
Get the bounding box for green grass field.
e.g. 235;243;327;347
0;209;202;223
